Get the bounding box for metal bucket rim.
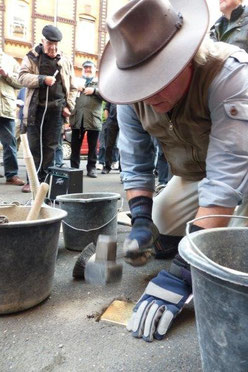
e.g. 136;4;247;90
179;227;248;287
56;192;121;203
0;206;67;227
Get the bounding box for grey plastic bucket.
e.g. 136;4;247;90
0;205;67;314
179;217;248;372
56;192;121;251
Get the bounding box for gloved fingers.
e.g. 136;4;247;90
123;221;159;257
123;238;153;256
126;311;136;332
124;251;152;267
126;299;149;332
154;308;174;340
123;238;139;255
132;300;154;338
142;302;166;342
128;300;155;338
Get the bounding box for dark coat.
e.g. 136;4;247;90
70;78;102;131
210;5;248;52
19;44;77;126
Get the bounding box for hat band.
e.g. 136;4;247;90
117;12;183;70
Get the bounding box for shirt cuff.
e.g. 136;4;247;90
121;173;155;192
198;178;243;207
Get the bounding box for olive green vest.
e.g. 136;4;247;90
133;43;240;181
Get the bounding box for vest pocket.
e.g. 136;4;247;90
192;147;205;172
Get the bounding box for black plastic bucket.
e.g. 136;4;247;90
56;192;121;251
179;217;248;372
0;205;67;314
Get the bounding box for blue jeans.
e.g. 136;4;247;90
105;120;119;169
156;140;170;184
98;121;119;164
55;133;64;166
0;117;19;179
98;122;107;164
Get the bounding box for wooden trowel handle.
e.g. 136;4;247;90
26;183;49;221
20;133;40;198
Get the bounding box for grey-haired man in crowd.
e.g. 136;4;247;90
70;60;102;178
98;0;248;342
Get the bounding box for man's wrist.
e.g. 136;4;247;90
194;206;235;228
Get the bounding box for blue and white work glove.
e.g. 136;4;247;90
127;268;192;342
123;196;160;266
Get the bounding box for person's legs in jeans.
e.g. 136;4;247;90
87;130;99;172
104;121;119;171
112;144;119;163
97;122;107;165
71;126;85;168
15;118;21;152
0;117;19;180
55;133;64;167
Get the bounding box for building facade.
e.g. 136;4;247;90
0;0;128;75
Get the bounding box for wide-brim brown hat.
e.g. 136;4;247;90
99;0;209;104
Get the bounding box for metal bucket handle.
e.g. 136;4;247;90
186;215;248;278
62;197;124;233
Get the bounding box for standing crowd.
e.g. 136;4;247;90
0;24;122;192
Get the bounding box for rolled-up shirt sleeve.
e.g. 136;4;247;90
117;104;155;191
199;56;248;207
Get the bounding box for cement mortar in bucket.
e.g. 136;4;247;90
56;192;121;251
179;216;248;372
0;205;67;314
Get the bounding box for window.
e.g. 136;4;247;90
76;15;96;54
9;0;29;40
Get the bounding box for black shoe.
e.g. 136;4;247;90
87;169;97;178
101;167;111;174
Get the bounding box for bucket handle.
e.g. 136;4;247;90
62;197;124;233
186;215;248;278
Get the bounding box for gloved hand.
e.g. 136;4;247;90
127;269;192;342
123;196;160;266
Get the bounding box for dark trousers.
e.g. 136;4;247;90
105;121;119;170
70;127;99;170
27;105;64;182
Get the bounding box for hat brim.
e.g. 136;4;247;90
99;0;209;104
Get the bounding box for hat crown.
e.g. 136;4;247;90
42;25;62;42
107;0;183;69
